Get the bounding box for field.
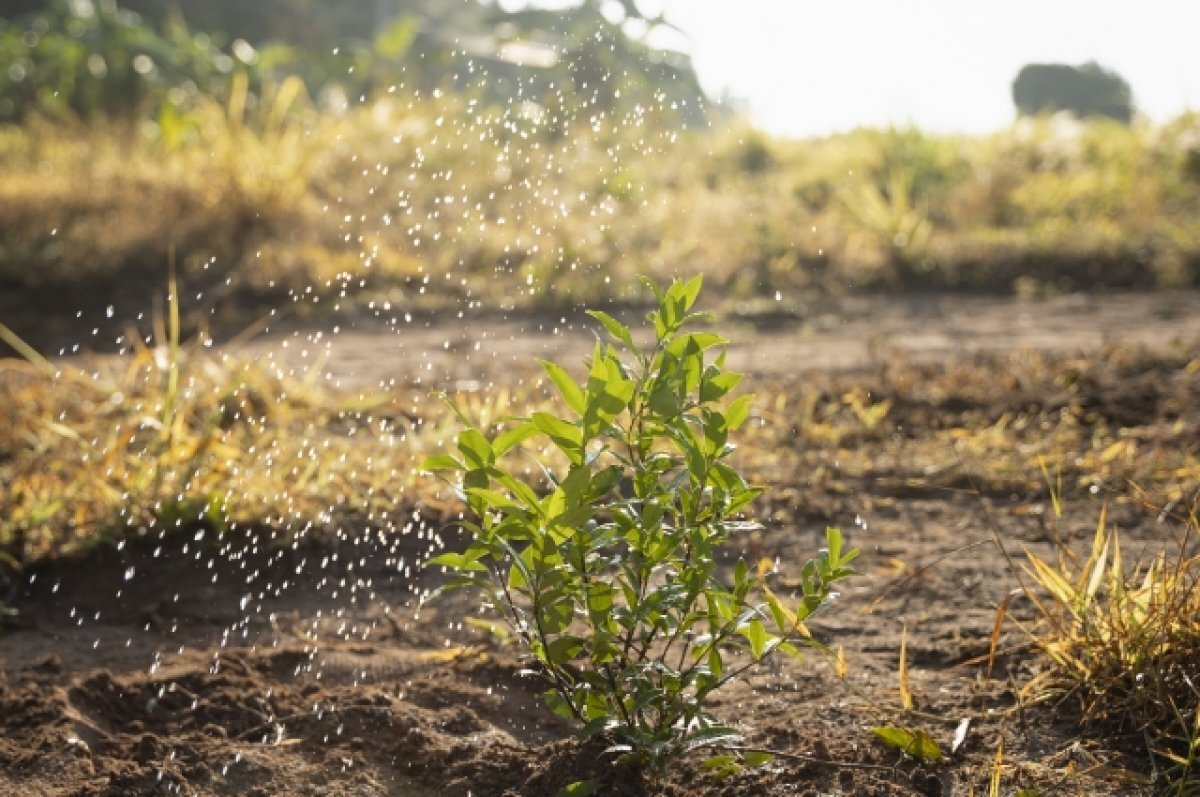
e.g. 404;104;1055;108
3;100;1200;356
3;6;1200;793
3;290;1199;796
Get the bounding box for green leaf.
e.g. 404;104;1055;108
426;552;487;572
588;465;623;500
581;688;609;720
457;428;494;468
586;582;614;625
648;308;667;339
586;310;636;350
579;716;617;737
764;591;791;634
543;689;576;720
707;648;723;679
541;360;586;416
703;410;729;453
727;486;764;514
420;453;462;472
469;484;522;506
541;597;575;634
639;274;665;303
559;779;602;797
683;349;704;394
776;640;804;657
872;725;944;763
665;331;727;359
498;536;532;591
670;423;708;483
661;283;684;329
545;465;591;524
531;411;584;463
700;754;740;776
583;353;635;437
743;750;773;767
507;561;527;590
825;526;844;563
724;394;754;430
464;616;511;642
679;273;704;310
700;370;743;402
709;461;742;490
494;420;538;456
493;471;542;511
647;383;680;417
546;635;586;664
741;618;769;659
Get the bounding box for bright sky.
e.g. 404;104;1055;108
515;0;1200;137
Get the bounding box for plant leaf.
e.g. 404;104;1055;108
586;310;636;350
421;453;462;472
741;618;769;659
872;725;944;762
541;360;586;416
494;420;539;456
426;552;488;572
724;394;754;430
559;780;602;797
743;750;773;767
531;411;584;463
700;754;740;777
457;428;494;468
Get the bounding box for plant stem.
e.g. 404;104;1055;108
700;743;897;773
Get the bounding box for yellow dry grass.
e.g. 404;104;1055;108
1014;505;1200;791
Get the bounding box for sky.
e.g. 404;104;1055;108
515;0;1200;137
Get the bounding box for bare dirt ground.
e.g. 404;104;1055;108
235;290;1200;389
3;291;1199;796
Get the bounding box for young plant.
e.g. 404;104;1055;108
423;276;857;767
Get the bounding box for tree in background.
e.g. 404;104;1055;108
1;0;709;126
1012;62;1134;124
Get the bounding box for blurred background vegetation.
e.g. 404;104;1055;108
2;0;1199;347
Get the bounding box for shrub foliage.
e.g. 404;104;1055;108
423;276;858;765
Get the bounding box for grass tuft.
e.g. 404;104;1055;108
1019;504;1200;791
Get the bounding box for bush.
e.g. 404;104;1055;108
1015;506;1200;791
422;276;858;768
1013;62;1134;124
0;0;261;122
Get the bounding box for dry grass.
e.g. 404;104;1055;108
5;291;1199;562
1010;504;1200;793
2;105;1199;326
736;343;1200;520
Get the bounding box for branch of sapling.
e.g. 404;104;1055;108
495;536;586;723
601;661;636;729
